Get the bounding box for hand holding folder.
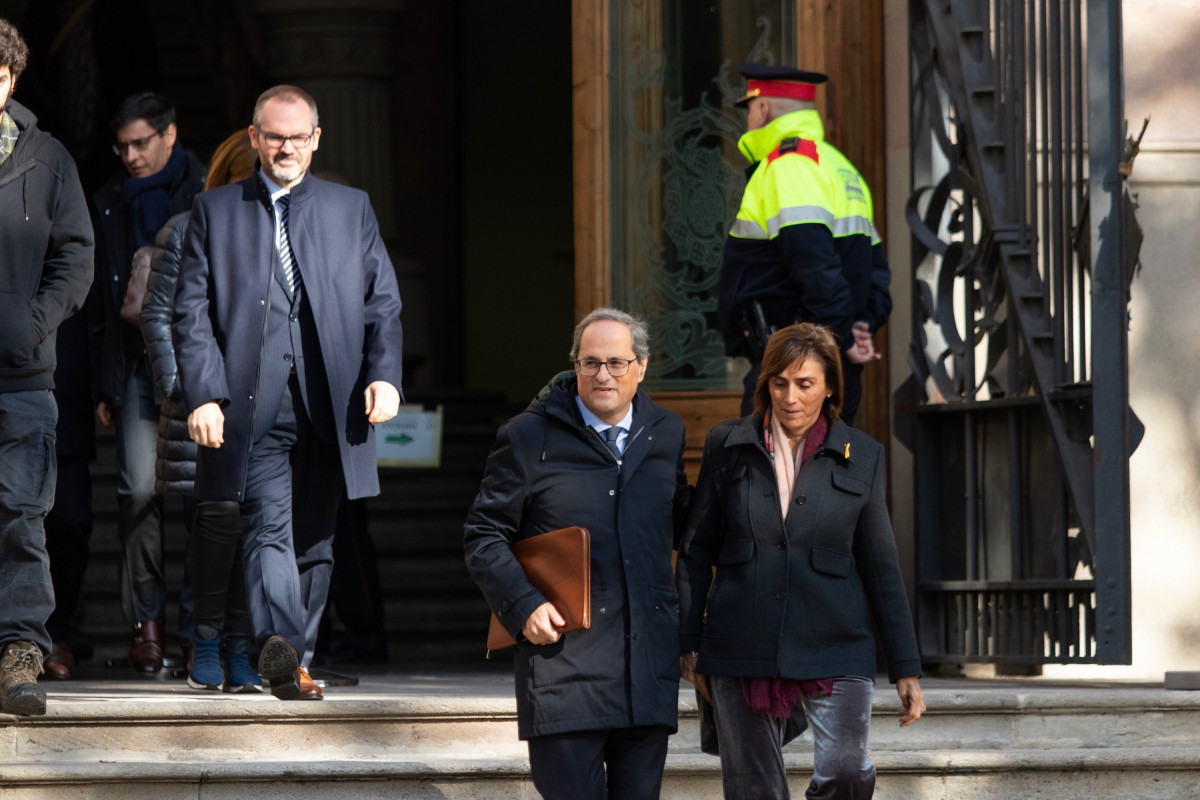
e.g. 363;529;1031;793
487;526;591;650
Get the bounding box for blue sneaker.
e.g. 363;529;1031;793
222;652;263;694
187;635;222;691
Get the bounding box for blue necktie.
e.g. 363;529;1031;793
603;426;623;459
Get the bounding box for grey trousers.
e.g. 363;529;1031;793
709;675;876;800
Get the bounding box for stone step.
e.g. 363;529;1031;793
5;678;1200;758
4;747;1200;800
3;677;1200;796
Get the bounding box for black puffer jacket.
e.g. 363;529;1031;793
464;374;691;739
139;212;194;495
0;100;93;391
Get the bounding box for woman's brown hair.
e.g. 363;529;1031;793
203;129;257;191
752;323;844;421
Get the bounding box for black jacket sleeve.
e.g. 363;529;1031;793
31;147;94;348
851;444;921;681
864;242;892;333
140;213;188;401
675;425;726;652
779;222;855;347
462;418;549;640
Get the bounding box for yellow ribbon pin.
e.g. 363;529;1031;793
844;443;851;459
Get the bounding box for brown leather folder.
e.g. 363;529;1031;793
486;526;591;651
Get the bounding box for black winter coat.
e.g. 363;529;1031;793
0;100;94;392
463;375;690;739
139;212;194;495
90;146;204;408
676;415;921;684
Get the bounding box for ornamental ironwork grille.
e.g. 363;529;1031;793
901;0;1140;665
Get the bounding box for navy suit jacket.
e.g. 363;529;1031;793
172;171;403;501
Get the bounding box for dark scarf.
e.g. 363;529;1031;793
120;142;186;247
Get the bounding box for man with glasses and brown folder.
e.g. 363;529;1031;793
465;308;691;799
174;85;403;701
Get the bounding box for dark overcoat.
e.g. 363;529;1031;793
172;171;404;501
463;375;690;739
90;146;205;408
676;415;921;683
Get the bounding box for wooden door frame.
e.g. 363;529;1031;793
570;0;890;471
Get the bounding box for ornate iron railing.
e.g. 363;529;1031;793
901;0;1140;664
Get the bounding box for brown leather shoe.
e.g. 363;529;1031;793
43;642;75;680
129;620;164;674
297;666;324;700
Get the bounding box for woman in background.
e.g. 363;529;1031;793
139;130;260;693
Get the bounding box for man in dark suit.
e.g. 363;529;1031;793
464;308;691;799
173;85;404;700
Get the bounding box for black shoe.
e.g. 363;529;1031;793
258;636;300;701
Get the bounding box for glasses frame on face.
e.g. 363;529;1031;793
112;130;164;157
256;127;316;150
574;357;639;378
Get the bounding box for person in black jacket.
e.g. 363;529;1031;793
676;323;924;800
464;308;691;800
90;91;206;674
0;18;94;716
140;129;261;694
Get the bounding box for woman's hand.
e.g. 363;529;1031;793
896;676;926;727
680;651;712;704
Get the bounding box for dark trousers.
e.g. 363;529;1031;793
0;390;58;654
709;675;876;800
320;497;387;658
45;457;91;643
189;499;252;653
241;374;344;666
527;726;671;800
115;359;165;624
741;359;864;427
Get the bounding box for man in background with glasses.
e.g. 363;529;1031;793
89;91;206;675
464;308;691;799
174;85;403;701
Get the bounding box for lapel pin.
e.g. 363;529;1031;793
844;442;851;460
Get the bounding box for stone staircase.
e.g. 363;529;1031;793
76;393;520;669
2;676;1200;799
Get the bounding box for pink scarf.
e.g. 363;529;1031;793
742;411;834;717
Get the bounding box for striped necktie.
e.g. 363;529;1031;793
276;193;299;292
602;426;624;459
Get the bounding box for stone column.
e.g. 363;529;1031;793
254;0;403;237
255;0;435;387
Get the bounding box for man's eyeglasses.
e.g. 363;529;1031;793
256;129;316;150
112;131;163;156
574;358;639;377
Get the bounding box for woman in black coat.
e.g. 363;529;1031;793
675;323;925;800
139;130;259;693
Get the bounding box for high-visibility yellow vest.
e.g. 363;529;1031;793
731;109;879;248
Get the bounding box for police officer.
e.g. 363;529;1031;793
718;64;891;424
